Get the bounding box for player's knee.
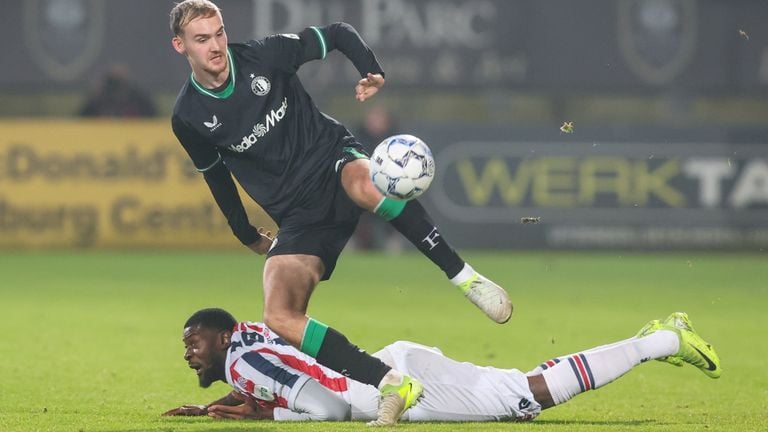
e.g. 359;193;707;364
323;400;351;421
262;310;302;335
527;375;555;410
341;161;380;210
296;379;351;420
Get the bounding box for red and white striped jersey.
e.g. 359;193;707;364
224;321;352;412
225;322;541;422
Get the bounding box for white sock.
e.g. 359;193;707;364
377;369;405;390
540;331;679;405
449;263;475;286
527;338;637;376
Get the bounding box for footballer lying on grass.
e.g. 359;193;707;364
163;308;720;423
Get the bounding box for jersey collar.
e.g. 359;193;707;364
190;47;236;99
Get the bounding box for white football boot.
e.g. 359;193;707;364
458;273;513;324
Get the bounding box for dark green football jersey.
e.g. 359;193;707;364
171;24;384;243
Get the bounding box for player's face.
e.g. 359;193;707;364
183;325;228;388
172;11;229;79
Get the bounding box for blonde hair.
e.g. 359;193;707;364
170;0;221;36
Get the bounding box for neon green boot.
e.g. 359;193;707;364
367;375;424;427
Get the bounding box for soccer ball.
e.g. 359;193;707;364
370;134;435;200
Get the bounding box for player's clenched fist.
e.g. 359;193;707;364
248;227;275;255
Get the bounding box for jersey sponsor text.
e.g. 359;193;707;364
230;98;288;153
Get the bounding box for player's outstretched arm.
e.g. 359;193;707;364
208;400;275;420
161;404;208;416
292;23;385;101
273;379;351;421
203;376;349;421
162;391;243;417
172;116;262;248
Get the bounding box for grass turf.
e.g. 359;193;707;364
0;251;766;431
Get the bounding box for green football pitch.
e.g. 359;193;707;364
1;251;766;432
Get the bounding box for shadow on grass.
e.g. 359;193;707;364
532;419;664;427
93;417;280;432
94;422;284;432
94;427;279;432
93;418;665;431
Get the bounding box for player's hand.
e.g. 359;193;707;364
207;402;274;420
161;404;208;416
355;73;384;102
247;227;274;255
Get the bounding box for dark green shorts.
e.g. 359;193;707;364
266;144;370;280
266;221;358;281
334;144;370;173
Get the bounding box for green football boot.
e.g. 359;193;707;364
661;312;721;378
636;319;684;367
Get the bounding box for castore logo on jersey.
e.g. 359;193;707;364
203;115;222;132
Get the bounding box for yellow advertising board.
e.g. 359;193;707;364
0;120;275;249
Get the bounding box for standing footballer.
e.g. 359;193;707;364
169;0;511;425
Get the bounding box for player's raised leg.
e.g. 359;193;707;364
527;313;720;409
340;157;512;324
261;254;422;426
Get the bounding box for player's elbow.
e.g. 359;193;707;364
329;22;354;31
326;22;359;40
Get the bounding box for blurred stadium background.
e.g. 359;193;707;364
1;0;767;251
1;1;767;431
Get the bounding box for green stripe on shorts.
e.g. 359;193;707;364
343;146;369;160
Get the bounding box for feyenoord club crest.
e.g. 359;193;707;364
250;75;271;96
24;0;106;82
618;0;697;85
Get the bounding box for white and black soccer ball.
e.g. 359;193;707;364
370;134;435;200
